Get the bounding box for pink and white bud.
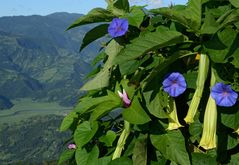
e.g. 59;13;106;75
118;89;131;107
67;143;76;149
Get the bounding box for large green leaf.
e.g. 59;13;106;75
98;156;112;165
73;96;111;114
67;8;114;30
90;100;120;121
125;6;145;28
80;24;109;51
200;12;219;34
220;106;239;130
187;0;202;30
230;0;239;8
151;0;202;31
150;130;190;165
204;28;239;63
58;150;75;165
132;136;147;165
99;130;117;147
144;90;169;119
81;40;123;90
122;97;151;124
191;153;217;165
74;121;98;148
60;111;78;131
113;30;184;64
107;0;130;16
75;146;99;165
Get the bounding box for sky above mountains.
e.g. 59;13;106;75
0;0;187;17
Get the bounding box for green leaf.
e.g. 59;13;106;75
75;146;99;165
67;8;114;30
91;52;107;66
122;97;151;125
204;28;239;63
90;100;120;121
144;90;169;119
98;156;112;165
81;40;123;91
150;130;190;165
80;24;109;51
113;30;184;64
58;149;75;165
200;12;219;34
125;6;145;28
99;130;117;147
230;0;239;8
107;0;130;16
60;111;78;131
220;106;239;130
119;60;142;75
113;0;130;13
187;0;202;30
109;157;133;165
74;121;98;148
74;96;112;114
191;153;217;165
189;117;203;143
151;0;202;32
132;136;147;165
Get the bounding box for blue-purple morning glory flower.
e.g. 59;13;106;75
108;18;128;38
162;72;187;97
211;82;238;107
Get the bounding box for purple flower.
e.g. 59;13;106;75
108;18;128;38
162;72;187;97
67;143;76;149
118;89;131;107
211;82;238;107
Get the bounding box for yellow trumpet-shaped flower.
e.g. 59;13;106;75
167;98;183;131
184;54;209;124
199;95;217;150
199;69;217;150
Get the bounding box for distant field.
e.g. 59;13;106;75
0;98;72;124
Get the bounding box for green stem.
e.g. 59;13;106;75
112;120;130;160
184;54;210;124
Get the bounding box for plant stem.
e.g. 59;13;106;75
112;120;130;160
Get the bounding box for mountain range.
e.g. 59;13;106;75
0;12;103;108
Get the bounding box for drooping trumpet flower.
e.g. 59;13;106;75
167;97;183;130
184;54;209;124
199;69;217;150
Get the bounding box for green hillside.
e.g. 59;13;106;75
0;13;103;107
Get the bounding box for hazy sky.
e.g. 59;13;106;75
0;0;187;17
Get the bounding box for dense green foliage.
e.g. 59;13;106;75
0;115;70;164
59;0;239;164
0;13;102;107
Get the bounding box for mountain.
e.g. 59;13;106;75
0;95;13;110
0;12;103;107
